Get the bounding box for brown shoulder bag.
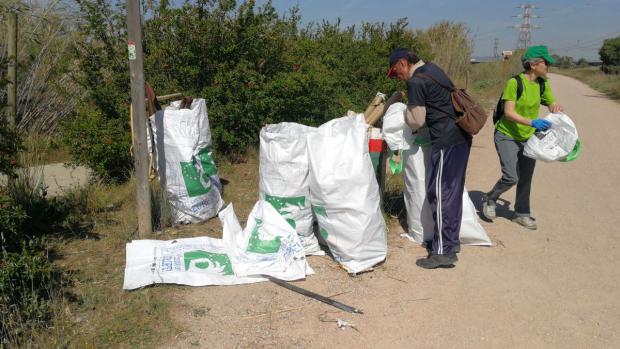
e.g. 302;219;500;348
416;73;488;135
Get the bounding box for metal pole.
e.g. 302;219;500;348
126;0;152;236
7;12;17;128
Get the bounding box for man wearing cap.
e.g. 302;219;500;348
482;45;564;229
387;48;471;269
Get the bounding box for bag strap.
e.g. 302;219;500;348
415;72;455;92
514;74;548;104
514;75;523;100
537;77;545;95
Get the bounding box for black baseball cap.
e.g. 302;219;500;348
387;48;412;78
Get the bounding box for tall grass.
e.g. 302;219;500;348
20;134;71;165
555;66;620;100
464;50;525;110
418;21;473;80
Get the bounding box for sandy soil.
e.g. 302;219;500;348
41;162;90;196
164;73;620;348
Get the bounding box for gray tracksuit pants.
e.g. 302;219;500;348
486;130;536;217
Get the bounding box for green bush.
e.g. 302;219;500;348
600;36;620;74
601;65;620;75
0;126;22;178
552;54;576;69
0;240;64;345
0;194;27;253
66;0;432;180
62;106;133;182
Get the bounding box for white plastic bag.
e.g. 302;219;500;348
220;201;312;280
524;113;578;162
402;135;491;246
306;114;387;273
149;99;224;223
259;123;320;255
122;237;264;290
382;102;414;151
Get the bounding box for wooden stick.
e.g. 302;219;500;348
144;92;182;103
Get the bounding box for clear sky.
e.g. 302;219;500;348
255;0;620;61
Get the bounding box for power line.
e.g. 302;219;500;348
493;38;500;60
552;31;620;51
511;3;541;50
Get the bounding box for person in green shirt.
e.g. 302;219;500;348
482;45;564;230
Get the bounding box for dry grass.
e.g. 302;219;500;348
17;148;262;347
418;21;473;80
20;134;71;166
465;53;525;111
554;66;620;100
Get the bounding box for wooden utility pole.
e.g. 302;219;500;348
126;0;152;236
7;12;17;127
502;50;513;82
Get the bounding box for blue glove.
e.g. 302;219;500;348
531;118;552;132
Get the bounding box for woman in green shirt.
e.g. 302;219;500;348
482;45;564;230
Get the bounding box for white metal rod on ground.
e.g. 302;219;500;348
126;0;152;236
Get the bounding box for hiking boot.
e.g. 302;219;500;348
512;216;537;230
482;198;496;221
415;253;458;269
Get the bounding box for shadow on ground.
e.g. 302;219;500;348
468;190;514;221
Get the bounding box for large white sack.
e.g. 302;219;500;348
149;99;224;223
122;237;264;290
220;201;312;280
524;112;578;162
382;102;415;151
307;114;387;273
402;133;492;246
259;123;320;255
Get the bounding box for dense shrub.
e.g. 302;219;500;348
1;239;64;345
600;36;620;74
65;0;434;181
0;120;88;344
552;54;576;69
0;193;26;253
62;106;133;182
0;126;22;178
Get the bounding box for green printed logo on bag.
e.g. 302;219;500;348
247;218;282;254
265;194;305;229
180;159;211;197
197;146;218;178
311;205;328;218
319;227;329;240
183;250;233;275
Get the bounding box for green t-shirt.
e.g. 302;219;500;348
496;73;556;141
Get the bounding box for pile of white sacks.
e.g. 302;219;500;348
123;200;312;290
125;111;387;289
125;101;491;290
260;114;387;274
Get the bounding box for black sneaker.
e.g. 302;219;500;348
416;253;458;269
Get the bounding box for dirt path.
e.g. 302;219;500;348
165;73;619;348
42;163;90;196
